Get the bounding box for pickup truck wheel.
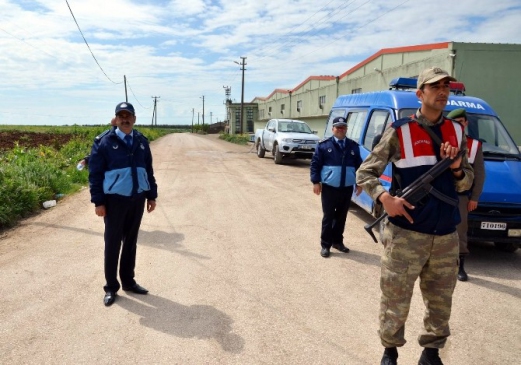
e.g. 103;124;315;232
494;242;519;253
256;141;265;158
273;144;283;164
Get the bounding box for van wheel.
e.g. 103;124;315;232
274;144;283;164
494;242;519;253
257;141;265;158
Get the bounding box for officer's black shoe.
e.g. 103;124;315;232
418;347;443;365
122;283;149;294
381;347;398;365
332;243;350;253
320;247;330;258
458;256;468;281
104;291;117;306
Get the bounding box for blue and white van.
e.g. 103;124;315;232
325;78;521;252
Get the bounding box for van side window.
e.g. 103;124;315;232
346;110;368;143
364;110;390;150
324;109;347;138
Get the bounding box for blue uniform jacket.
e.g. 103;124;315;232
310;137;362;188
89;128;158;206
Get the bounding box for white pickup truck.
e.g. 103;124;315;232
255;118;320;164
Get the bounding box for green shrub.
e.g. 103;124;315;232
218;133;250;145
0;126;180;229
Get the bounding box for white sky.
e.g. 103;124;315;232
0;0;520;126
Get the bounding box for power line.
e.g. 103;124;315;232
64;0;121;84
126;79;151;109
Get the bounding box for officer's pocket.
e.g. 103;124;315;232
380;255;408;300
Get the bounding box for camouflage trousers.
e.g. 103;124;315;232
379;221;459;348
457;195;470;255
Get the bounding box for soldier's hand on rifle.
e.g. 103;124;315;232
378;192;415;223
440;141;462;170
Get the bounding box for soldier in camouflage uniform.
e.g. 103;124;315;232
356;67;474;365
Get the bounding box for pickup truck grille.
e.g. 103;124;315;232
290;139;317;144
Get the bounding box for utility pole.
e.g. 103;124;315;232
201;95;205;127
223;86;231;133
151;96;160;126
191;108;195;133
210;111;213;125
124;75;128;102
234;57;247;134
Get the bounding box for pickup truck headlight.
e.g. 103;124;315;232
282;138;294;143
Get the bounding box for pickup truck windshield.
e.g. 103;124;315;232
399;108;520;158
278;122;313;134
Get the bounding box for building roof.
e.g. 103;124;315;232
338;42;450;80
253;41;452;102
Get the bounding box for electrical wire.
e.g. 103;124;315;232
64;0;122;84
126;79;151;109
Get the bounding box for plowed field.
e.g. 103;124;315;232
0;131;74;151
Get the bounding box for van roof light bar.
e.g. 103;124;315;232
389;77;417;90
389;77;466;95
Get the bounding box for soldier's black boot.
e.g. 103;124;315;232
458;255;468;281
381;347;398;365
418;347;443;365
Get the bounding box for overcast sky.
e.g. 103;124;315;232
1;0;520;126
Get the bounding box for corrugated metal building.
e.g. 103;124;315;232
237;42;521;144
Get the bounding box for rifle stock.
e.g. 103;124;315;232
364;150;465;243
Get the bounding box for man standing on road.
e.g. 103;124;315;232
310;117;362;258
356;67;474;365
89;102;158;307
447;108;486;281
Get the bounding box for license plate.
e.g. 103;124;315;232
299;145;313;150
481;222;507;230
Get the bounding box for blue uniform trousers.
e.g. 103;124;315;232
320;184;354;248
103;194;146;292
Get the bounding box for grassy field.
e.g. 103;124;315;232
0;125;187;230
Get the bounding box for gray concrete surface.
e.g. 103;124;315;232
0;132;519;364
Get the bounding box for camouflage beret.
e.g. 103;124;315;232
447;108;467;120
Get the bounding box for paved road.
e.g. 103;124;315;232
1;133;519;365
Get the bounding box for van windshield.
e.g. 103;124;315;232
399;108;520;158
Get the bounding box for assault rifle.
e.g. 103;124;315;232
364;150;465;243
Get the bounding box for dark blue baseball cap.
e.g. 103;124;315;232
115;102;135;116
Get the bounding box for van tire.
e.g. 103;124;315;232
257;141;265;158
274;144;283;164
494;242;519;253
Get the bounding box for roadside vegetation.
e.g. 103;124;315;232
0;125;186;229
218;133;250;145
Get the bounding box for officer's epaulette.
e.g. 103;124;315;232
318;136;332;144
392;116;415;128
94;128;112;142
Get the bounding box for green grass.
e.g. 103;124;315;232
0;125;181;229
218;133;250;145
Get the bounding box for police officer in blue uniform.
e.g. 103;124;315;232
310;117;363;257
89;102;158;306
